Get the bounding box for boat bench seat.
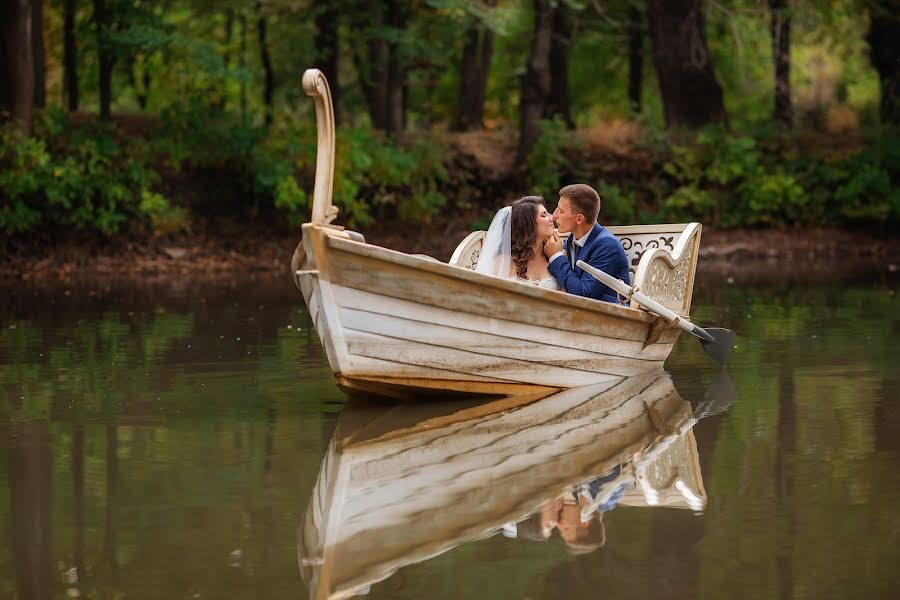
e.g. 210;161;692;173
449;223;701;315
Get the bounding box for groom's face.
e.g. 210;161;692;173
553;196;583;234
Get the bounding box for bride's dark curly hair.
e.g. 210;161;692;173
510;196;545;279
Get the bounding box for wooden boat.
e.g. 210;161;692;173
297;369;707;599
293;69;704;399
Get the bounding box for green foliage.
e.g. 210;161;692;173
0;109;167;236
657;126;900;228
527;118;578;197
595;180;635;225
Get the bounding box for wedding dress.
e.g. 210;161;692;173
475;206;561;291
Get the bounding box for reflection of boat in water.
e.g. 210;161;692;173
298;370;712;599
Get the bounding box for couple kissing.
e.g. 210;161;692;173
475;183;630;303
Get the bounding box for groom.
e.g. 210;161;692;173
543;183;630;303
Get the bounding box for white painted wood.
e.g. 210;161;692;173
334;286;674;361
448;230;485;270
339;306;661;377
302;69;339;225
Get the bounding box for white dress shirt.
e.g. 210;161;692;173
549;229;591;268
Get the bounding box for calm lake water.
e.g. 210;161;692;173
1;265;898;599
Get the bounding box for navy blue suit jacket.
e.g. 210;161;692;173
548;223;630;303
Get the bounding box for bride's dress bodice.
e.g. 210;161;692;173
511;275;561;291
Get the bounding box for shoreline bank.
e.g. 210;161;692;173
2;226;899;288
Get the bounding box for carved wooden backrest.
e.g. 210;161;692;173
608;223;702;315
449;230;486;270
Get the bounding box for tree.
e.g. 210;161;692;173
0;0;35;134
769;0;792;127
256;0;275;126
545;2;574;128
627;2;644;114
454;18;493;132
453;2;496;131
867;1;900;125
348;0;409;135
93;0;114;120
646;0;726;129
32;0;46;107
314;0;341;124
517;0;554;165
63;0;78;110
385;0;409;136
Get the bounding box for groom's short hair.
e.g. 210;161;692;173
559;184;601;224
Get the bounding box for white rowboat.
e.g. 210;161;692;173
293;69;705;399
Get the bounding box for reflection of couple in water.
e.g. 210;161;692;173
502;465;629;555
475;183;630;303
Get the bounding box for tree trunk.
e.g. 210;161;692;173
646;0;726;129
63;0;78;110
239;14;248;124
0;0;35;134
517;0;553;165
32;0;45;107
256;1;275;126
769;0;792;127
453;7;495;131
867;2;900;125
349;2;389;130
627;3;644;114
545;3;574;129
93;0;113;120
314;0;341;125
385;0;408;137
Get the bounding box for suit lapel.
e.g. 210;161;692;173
572;224;602;273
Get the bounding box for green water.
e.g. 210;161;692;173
1;268;898;599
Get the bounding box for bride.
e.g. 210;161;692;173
475;196;560;291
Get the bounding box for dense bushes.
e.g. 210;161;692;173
532;121;900;228
0;108;170;236
661;127;900;227
0;103;451;237
2;107;899;239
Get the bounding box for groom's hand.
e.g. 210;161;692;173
543;231;563;257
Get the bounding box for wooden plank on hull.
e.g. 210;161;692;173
334;285;678;360
339;306;665;377
344;330;624;388
336;375;558;399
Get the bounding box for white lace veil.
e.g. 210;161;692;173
475;206;512;278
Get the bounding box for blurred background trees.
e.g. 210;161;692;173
1;0;898;238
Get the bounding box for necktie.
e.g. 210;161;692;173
572;242;580;269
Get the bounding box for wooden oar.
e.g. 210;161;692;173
577;260;736;366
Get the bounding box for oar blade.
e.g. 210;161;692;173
698;328;736;366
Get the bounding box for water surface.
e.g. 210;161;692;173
1;267;898;599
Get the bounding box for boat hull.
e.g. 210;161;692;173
296;225;682;398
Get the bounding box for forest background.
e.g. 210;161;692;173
1;0;899;268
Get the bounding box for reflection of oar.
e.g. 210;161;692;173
692;368;737;420
577;260;736;366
